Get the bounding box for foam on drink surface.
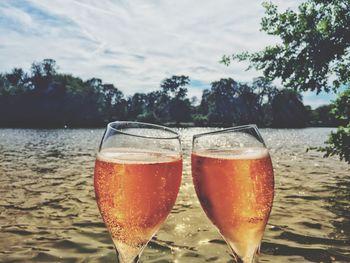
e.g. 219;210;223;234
193;147;269;160
97;147;181;164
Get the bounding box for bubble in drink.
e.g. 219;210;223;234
192;148;274;261
94;148;182;262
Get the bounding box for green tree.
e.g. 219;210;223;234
320;89;350;162
30;59;58;91
197;89;210;116
160;75;191;123
236;83;262;125
309;104;340;126
192;89;210;126
127;93;148;120
6;68;28;89
271;89;308;128
206;78;239;126
252;77;278;126
144;90;166;123
55;76;103;126
160;75;189;97
222;0;350;162
100;84;125;121
0;59;130;127
252;77;278;105
200;77;284;126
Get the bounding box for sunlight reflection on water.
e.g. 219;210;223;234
0;127;349;262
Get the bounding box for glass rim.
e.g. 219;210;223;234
193;124;263;141
107;121;180;140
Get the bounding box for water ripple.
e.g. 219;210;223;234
0;128;349;262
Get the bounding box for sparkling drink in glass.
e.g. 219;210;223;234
94;121;182;262
191;125;274;263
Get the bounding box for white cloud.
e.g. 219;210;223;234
2;0;330;109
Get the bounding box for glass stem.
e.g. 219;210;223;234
232;251;255;263
116;249;140;263
242;254;256;263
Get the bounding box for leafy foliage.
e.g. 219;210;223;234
222;0;350;162
320;123;350;163
223;0;350;94
318;89;350;163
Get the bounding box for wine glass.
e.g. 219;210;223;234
191;125;274;263
94;121;182;262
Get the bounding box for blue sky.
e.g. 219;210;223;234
0;0;339;108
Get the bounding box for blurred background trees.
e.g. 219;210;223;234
0;59;339;129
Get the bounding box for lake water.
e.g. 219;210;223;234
0;128;349;262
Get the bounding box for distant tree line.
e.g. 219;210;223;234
0;59;340;128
